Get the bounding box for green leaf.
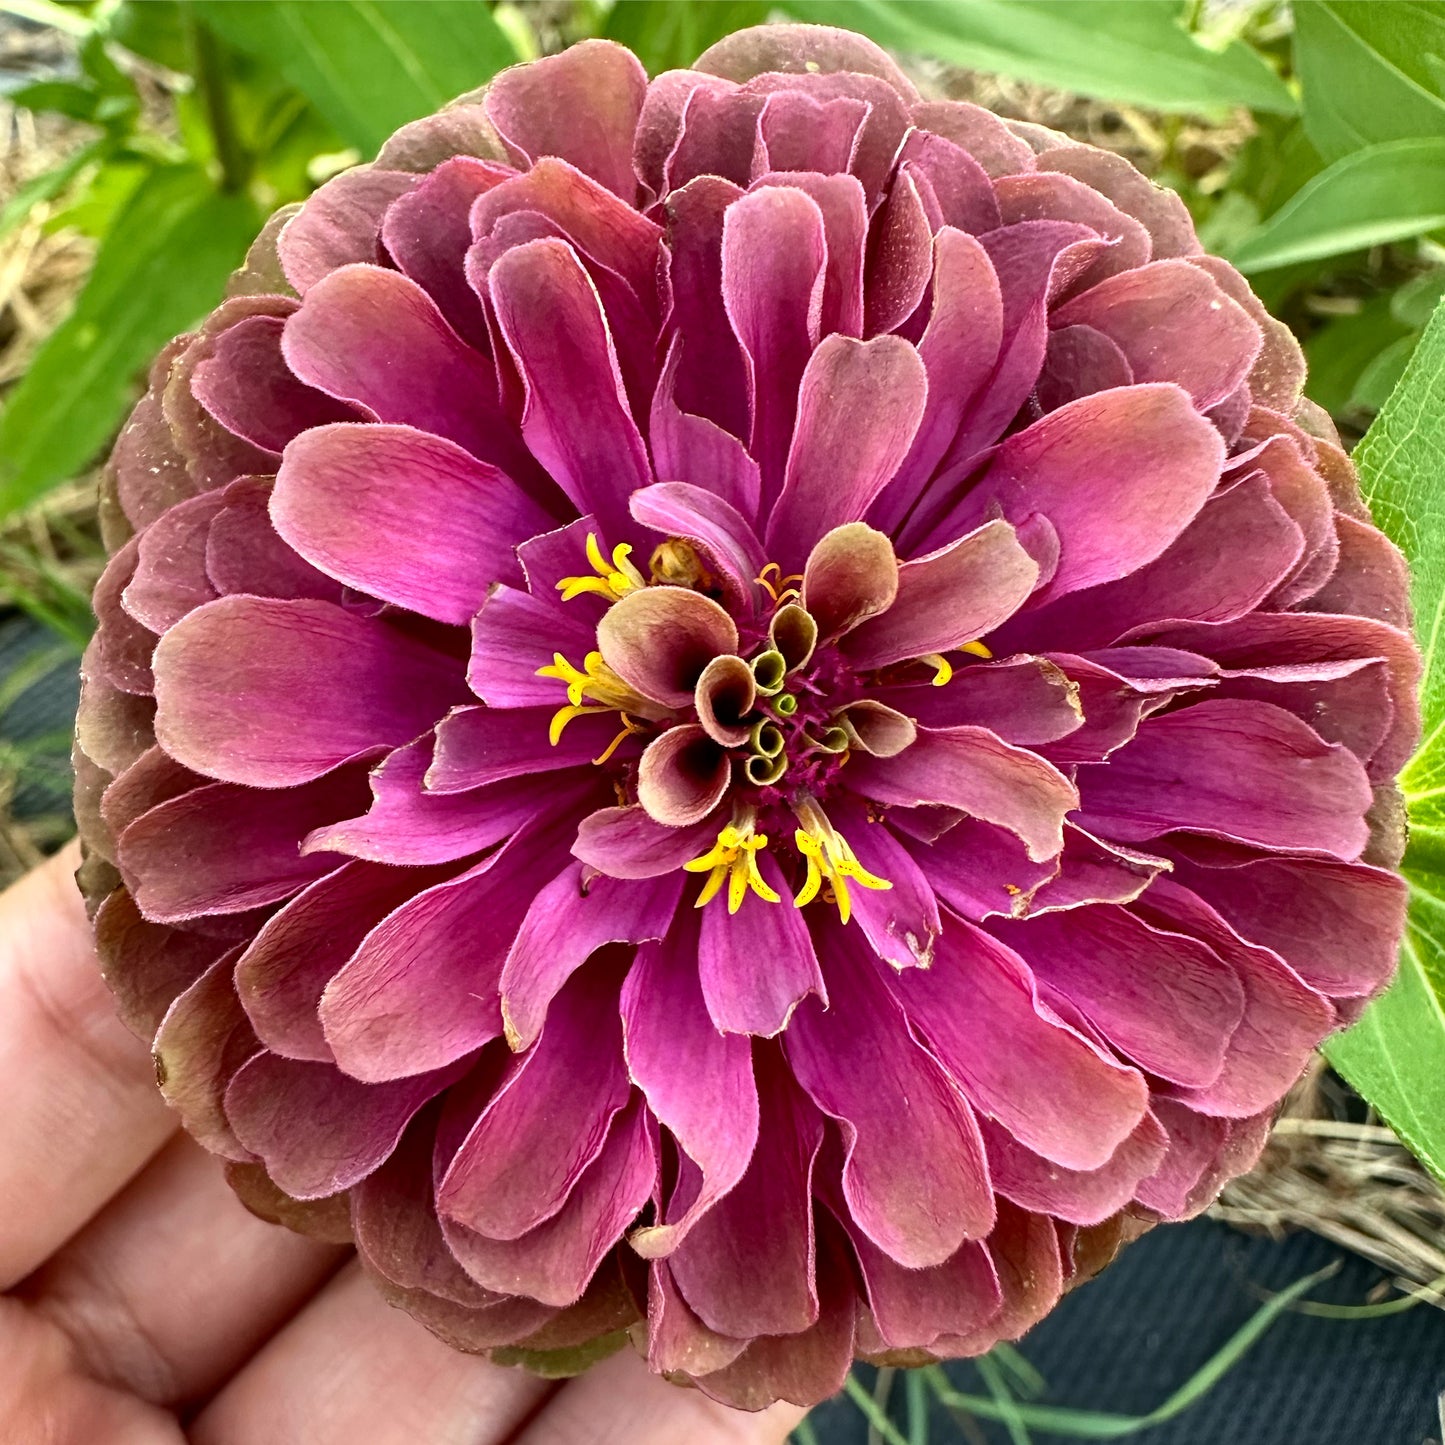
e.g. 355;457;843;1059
0;164;259;515
1294;1;1445;164
779;0;1297;114
0;136;110;242
1323;295;1445;1185
1302;294;1412;418
1229;137;1445;273
604;0;771;75
194;0;521;156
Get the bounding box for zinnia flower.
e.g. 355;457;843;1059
74;24;1419;1408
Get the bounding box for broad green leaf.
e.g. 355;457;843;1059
780;0;1296;114
1294;1;1445;164
604;0;771;75
0;164;259;515
1323;296;1445;1185
195;0;520;156
1229;138;1445;273
1302;294;1412;417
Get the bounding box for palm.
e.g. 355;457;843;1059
0;847;803;1444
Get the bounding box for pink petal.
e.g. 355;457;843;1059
282;263;532;482
225;1051;461;1199
320;814;575;1081
979;1112;1167;1227
191;313;359;455
1053;259;1261;410
500;864;683;1050
235;858;447;1064
669;1055;823;1337
438;960;630;1239
277;167;416;292
153;596;466;788
303;740;555;869
153;951;257;1161
118;770;364;923
847;520;1039;670
1169;851;1405;1002
428;705;627;793
381;155;510;348
699;851;826;1036
765;334;928;565
484;40;647;201
271;424;552;624
1078;697;1373;859
443;1098;654;1307
994;904;1246;1089
891;918;1148;1170
850;1226;1001;1351
851;725;1077;862
1137;878;1333;1117
957;384;1224;604
787;923;995;1266
721;185;827;504
623;916;759;1259
572;804;722;880
489;236;652;542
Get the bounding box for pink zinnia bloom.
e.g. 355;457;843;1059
75;25;1418;1407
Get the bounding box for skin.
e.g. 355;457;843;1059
0;844;805;1444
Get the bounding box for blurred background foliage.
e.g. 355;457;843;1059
3;3;1445;1439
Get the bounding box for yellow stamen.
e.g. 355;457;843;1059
921;652;954;687
651;538;713;590
537;651;650;749
557;532;646;604
792;797;891;925
754;562;804;608
961;639;993;659
592;713;646;766
683;817;779;914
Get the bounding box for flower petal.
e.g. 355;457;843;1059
623;915;759;1259
850;725;1077;862
484;40;647;201
955;384;1224;603
766;334;928;565
847;520;1038;669
699;851;825;1037
153;596;466;788
1078;698;1373;859
500;864;684;1051
489;236;653;541
438;959;630;1239
993;904;1246;1089
271;423;552;623
786;923;994;1266
891;918;1148;1171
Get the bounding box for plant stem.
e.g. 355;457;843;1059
186;10;249;194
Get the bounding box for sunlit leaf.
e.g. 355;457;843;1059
1294;1;1445;163
1325;296;1445;1186
195;0;521;155
1229;138;1445;273
0;164;259;515
781;0;1296;114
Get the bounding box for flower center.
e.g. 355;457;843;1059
536;529;988;923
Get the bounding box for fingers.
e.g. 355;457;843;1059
0;1299;186;1445
507;1346;808;1445
0;846;177;1288
21;1133;347;1406
189;1264;557;1445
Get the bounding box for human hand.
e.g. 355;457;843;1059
0;845;805;1444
